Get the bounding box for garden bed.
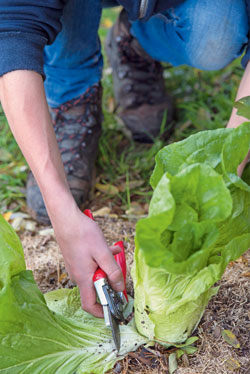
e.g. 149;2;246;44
21;216;250;374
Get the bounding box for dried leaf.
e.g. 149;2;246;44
59;273;68;283
102;18;113;28
95;183;119;195
182;353;189;367
107;97;115;113
10;212;30;219
39;228;55;236
11;217;24;231
3;211;12;222
169;353;178;374
234;256;248;265
118;180;144;192
109;214;118;219
241;271;250;277
222;330;240;348
92;207;111;217
24;220;37;232
126;202;146;216
213;326;221;339
225;358;241;371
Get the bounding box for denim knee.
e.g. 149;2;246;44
183;0;249;70
132;0;249;70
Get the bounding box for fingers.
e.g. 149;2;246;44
78;277;104;318
95;249;125;293
109;245;122;255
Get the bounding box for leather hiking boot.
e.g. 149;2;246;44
26;83;102;224
106;10;173;143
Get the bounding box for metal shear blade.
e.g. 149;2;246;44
107;305;120;352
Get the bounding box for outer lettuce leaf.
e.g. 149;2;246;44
0;215;146;374
133;123;250;344
151;122;250;189
150;127;231;188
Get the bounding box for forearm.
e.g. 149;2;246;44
0;70;76;220
0;70;125;317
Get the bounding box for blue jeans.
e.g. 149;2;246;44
44;0;249;107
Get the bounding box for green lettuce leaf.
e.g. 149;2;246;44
133;123;250;344
0;215;146;374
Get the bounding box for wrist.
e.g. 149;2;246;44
38;176;78;224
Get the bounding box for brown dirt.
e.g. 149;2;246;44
20;216;250;374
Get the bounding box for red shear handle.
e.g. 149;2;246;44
84;209;94;220
114;241;128;301
93;268;107;281
83;209;128;301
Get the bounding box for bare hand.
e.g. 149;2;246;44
51;206;125;317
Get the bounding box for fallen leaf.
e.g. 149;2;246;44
3;211;12;222
169;353;178;374
95;183;119;195
126;202;146;216
24;220;37;232
225;358;241;371
92;207;111;217
39;228;55;236
241;272;250;277
118;180;144;192
10;212;30;219
109;214;118;219
102;18;113;28
59;273;68;283
107;97;115;113
235;256;248;265
222;330;240;348
182;353;189;367
11;217;24;231
213;326;221;339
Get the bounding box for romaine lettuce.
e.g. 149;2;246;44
133;122;250;344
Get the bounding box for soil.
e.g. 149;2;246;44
20;216;250;374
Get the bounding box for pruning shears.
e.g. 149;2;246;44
83;209;128;353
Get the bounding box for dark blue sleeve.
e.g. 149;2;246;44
242;0;250;67
0;1;65;79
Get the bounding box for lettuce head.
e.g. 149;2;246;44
133;122;250;344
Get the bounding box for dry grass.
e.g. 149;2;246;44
21;216;250;374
